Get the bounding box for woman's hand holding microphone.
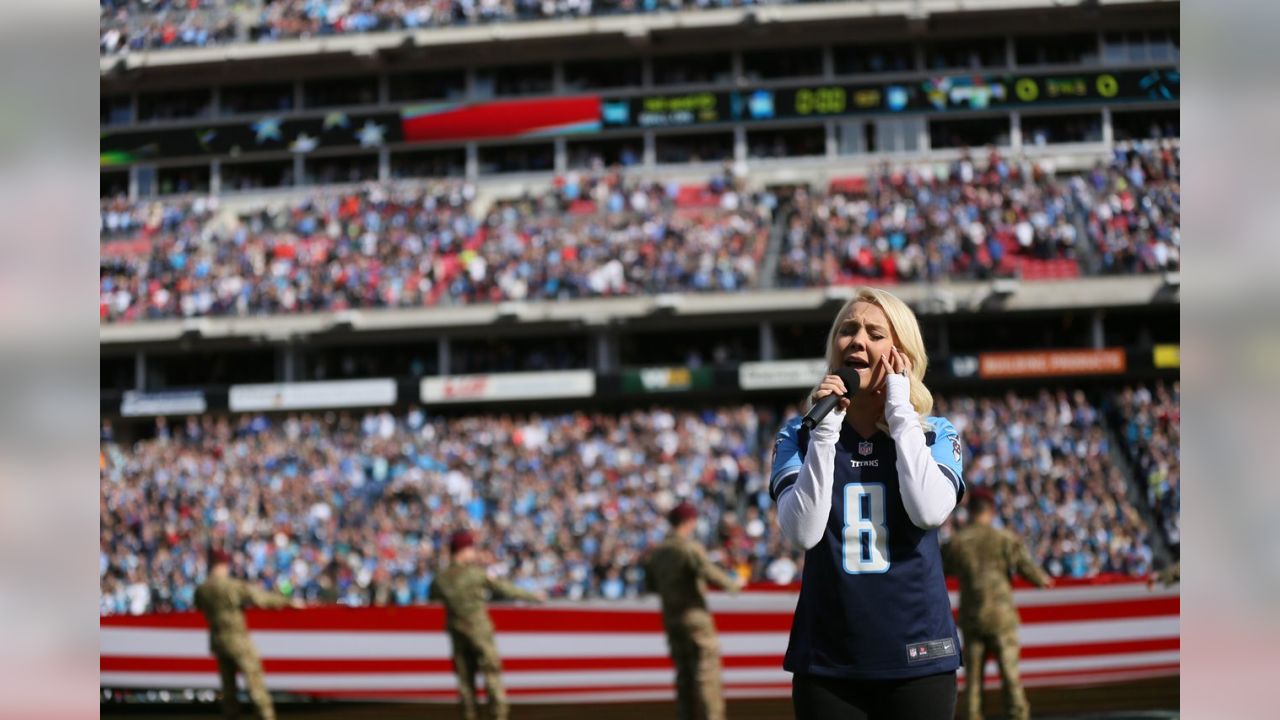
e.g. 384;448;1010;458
808;369;857;441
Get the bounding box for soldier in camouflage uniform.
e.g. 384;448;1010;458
643;502;742;720
942;488;1053;720
194;548;303;720
429;530;546;720
1149;562;1180;589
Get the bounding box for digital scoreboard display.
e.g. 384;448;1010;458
601;68;1178;128
601;92;733;128
771;84;897;118
104;68;1177;165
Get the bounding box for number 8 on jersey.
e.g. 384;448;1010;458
843;483;890;574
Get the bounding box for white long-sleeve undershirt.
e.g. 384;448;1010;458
883;374;959;530
777;409;842;550
777;375;959;550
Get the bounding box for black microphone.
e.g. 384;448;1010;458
801;367;860;430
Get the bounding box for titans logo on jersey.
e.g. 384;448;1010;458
770;416;965;680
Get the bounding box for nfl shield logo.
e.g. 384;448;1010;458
858;441;873;456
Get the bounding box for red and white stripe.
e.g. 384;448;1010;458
100;577;1178;703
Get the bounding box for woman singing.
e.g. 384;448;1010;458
770;287;965;720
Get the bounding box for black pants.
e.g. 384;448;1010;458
792;671;957;720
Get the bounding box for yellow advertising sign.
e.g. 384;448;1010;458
1153;345;1180;369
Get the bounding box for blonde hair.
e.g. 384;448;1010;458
823;287;934;432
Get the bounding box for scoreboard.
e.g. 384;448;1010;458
600;68;1179;128
103;67;1177;166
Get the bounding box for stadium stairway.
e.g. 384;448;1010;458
1099;391;1177;570
757;196;792;289
1070;188;1104;275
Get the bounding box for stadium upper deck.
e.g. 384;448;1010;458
101;0;1178;196
100;142;1179;326
99;0;1180;421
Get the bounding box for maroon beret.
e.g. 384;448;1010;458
968;486;995;506
449;530;476;554
668;502;698;525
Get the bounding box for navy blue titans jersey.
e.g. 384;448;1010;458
770;416;965;680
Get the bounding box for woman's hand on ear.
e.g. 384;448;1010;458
887;346;911;377
876;346;912;394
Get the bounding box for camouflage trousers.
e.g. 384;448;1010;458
961;625;1028;720
664;617;726;720
449;630;507;720
214;645;274;720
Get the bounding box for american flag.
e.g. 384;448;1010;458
101;577;1179;703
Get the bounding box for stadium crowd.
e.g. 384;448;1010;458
937;389;1156;580
101;389;1167;615
1109;382;1180;552
99;405;771;614
774;140;1180;286
100;175;772;321
100;0;779;55
101;144;1178;323
1085;142;1181;275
